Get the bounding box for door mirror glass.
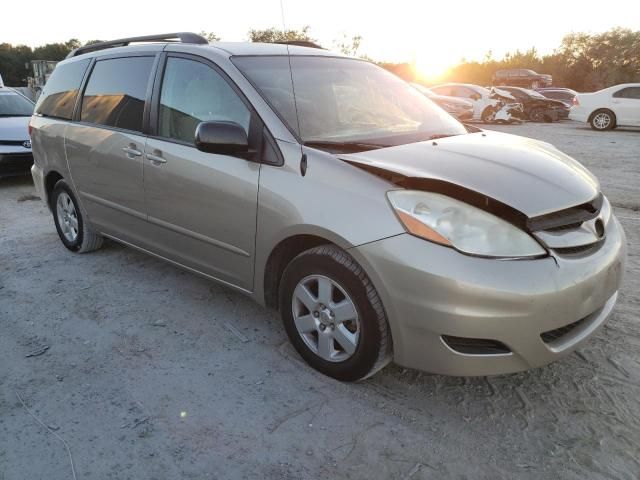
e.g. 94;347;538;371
195;121;249;155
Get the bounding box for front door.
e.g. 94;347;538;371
65;55;155;241
142;55;260;291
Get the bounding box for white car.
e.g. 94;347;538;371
0;77;35;177
569;83;640;130
429;83;520;122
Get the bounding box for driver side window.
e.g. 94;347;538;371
158;57;251;144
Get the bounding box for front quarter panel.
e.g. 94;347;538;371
253;141;405;304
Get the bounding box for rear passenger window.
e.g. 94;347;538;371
158;57;251;144
613;87;640;99
80;56;154;133
35;59;89;120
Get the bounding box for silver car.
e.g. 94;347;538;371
30;33;626;381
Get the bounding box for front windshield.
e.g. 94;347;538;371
232;56;466;147
0;92;34;116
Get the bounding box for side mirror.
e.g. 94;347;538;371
195;121;248;155
471;93;481;101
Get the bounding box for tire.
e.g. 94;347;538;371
51;180;103;253
528;107;545;122
279;245;392;381
590;109;615;131
481;107;495;124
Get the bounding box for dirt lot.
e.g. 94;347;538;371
1;121;639;480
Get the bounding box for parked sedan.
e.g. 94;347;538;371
412;83;473;121
498;86;569;121
570;83;640;130
429;83;521;123
535;88;578;108
0;86;35;177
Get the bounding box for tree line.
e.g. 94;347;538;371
1;27;637;92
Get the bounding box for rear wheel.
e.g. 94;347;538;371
528;107;545;122
590;109;615;131
51;180;103;253
279;245;392;381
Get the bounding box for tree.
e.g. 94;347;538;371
248;26;314;43
199;31;220;42
0;43;33;85
334;34;362;57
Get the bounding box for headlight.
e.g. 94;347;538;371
441;102;457;111
387;190;546;258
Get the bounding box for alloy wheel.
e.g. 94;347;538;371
56;192;79;242
593;112;611;130
291;274;360;362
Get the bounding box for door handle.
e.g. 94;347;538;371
122;146;142;157
146;153;167;164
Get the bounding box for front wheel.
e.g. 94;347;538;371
279;245;392;381
481;107;496;124
51;180;103;253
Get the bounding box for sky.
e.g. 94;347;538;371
2;0;638;78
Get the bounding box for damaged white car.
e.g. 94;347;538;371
429;83;523;123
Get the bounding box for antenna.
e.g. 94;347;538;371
279;0;303;138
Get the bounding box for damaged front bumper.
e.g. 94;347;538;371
350;216;626;376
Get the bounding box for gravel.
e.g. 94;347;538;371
1;121;638;479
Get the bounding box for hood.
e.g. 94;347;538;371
0;116;31;141
340;131;599;218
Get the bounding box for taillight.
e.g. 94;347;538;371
28;116;34;136
572;96;579;106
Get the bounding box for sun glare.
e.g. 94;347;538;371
413;50;454;84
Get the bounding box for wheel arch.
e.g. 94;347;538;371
44;170;64;209
262;234;338;310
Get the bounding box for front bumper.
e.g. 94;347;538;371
0;151;33;177
351;217;626;376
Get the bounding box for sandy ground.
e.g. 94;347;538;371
1;121;639;480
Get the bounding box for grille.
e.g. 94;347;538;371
442;335;511;355
0;140;28;146
540;317;587;344
528;193;602;232
553;241;604;257
0;153;34;172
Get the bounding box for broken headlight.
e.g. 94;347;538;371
387;190;546;258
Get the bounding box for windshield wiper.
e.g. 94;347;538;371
426;133;462;140
303;140;389;153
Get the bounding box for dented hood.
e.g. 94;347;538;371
340;131;599;218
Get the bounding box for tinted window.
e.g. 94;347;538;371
158;57;250;144
0;92;34;116
613;87;640;99
35;59;89;119
80;57;154;132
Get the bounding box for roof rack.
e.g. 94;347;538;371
66;32;209;59
273;40;324;49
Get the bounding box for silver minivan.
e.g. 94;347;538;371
30;33;626;381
